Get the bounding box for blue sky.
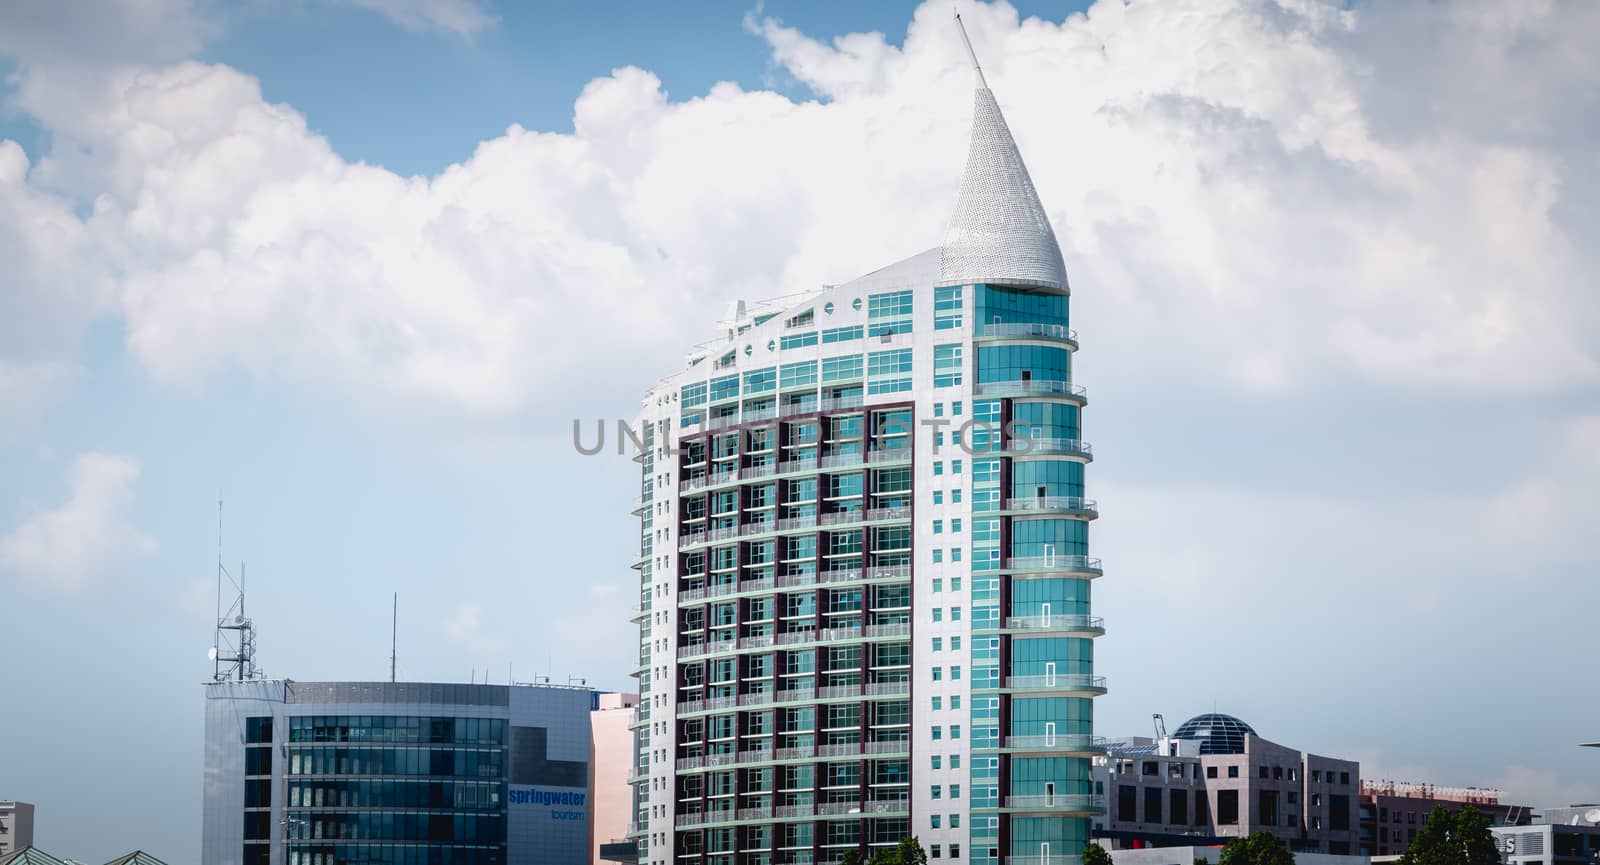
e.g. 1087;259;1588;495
2;0;1599;860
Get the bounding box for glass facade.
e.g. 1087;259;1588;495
260;715;510;865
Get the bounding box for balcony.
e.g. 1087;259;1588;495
973;322;1079;347
974;380;1087;401
998;733;1107;754
999;614;1104;637
1002;674;1107;695
1003;555;1103;577
631;495;649;515
1005;437;1092;459
998;793;1104;815
1001;496;1098;518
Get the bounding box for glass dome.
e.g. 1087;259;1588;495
1172;713;1257;755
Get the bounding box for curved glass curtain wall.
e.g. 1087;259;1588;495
967;285;1097;865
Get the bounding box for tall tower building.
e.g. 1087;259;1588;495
630;19;1104;865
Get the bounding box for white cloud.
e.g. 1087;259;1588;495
1;453;157;590
0;0;213;67
340;0;494;35
0;0;1595;429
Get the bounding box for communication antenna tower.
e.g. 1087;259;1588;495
211;496;260;682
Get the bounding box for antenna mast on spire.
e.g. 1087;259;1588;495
954;11;990;89
211;496;260;682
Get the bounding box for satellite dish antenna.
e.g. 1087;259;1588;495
208;647;219;661
235;615;246;625
1585;808;1600;824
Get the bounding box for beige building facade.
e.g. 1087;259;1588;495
589;693;640;865
0;801;35;855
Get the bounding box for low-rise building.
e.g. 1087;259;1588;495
1494;821;1600;865
1358;780;1531;857
1107;845;1369;865
1091;713;1361;855
589;693;640;865
0;803;34;856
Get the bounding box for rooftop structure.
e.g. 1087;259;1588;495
1169;715;1256;757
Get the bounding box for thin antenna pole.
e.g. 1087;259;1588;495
953;11;990;88
390;592;398;683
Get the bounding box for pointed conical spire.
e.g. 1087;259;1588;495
940;13;1069;293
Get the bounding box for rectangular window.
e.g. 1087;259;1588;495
867;348;913;394
868;290;914;336
933;344;963;387
744;367;777;394
781;331;818;350
710;374;739;402
681;381;708;407
935;285;963;330
821;354;864;383
822;325;863;344
781;360;818;389
1218;790;1240;825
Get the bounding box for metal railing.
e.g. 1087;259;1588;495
974;380;1087;399
1000;614;1104;633
1005;437;1092;458
974;323;1078;342
1002;496;1098;516
1004;555;1103;574
1000;793;1104;812
1001;734;1107;752
1003;674;1107;693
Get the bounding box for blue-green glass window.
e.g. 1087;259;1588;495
867;348;913;395
1011;637;1093;677
1010;518;1088;557
1010;460;1084;499
754;313;780;326
972;458;1001;485
709;374;739;403
681;381;707;407
975;284;1068;327
822;325;863;344
821;354;864;383
1010;816;1089;856
935;285;963;330
1009;696;1094;737
680;411;703;428
744;367;777;395
976;345;1070;384
780;360;818;389
933;344;963;387
1010;577;1090;618
1011;401;1080;441
868;290;914;336
781;332;818;350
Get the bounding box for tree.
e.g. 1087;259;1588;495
859;836;928;865
1398;805;1499;865
1082;841;1114;865
1216;831;1296;865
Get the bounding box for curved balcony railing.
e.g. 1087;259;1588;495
999;793;1105;813
1003;555;1103;575
1000;614;1104;635
1002;496;1098;517
974;380;1087;400
1005;438;1092;459
999;734;1107;753
1003;674;1108;694
974;323;1079;343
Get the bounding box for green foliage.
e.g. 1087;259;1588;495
1398;805;1499;865
1216;831;1296;865
857;837;928;865
1081;841;1114;865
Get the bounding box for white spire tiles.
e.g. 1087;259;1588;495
940;15;1069;293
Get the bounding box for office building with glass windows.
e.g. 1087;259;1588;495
628;30;1106;865
202;680;600;865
